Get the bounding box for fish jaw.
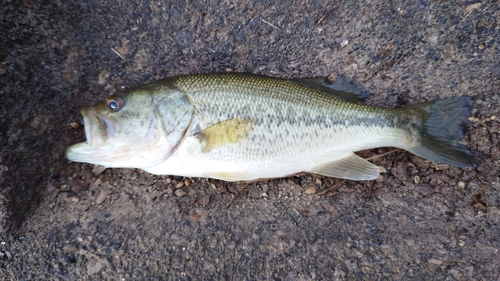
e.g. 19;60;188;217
65;141;99;164
65;141;148;168
65;107;123;167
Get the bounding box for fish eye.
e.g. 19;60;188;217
107;96;124;111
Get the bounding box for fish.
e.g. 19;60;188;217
66;73;476;181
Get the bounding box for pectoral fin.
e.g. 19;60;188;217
311;154;381;180
197;117;254;152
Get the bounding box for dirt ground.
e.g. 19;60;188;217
1;0;499;280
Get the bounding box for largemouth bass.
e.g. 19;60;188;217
66;73;476;181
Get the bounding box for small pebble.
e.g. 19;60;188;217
375;175;385;183
490;115;496;121
98;70;110;85
432;163;449;170
175;189;186;197
117;45;128;56
63;243;78;253
70;197;79;203
60;184;70;191
326;73;337;83
428;258;442;265
92;165;107;176
414;175;421;184
457;181;466;189
468;116;479;122
304;186;317;194
166;187;174;197
184;179;191;187
315;178;322;185
478;44;485;50
96;192;107;205
69;122;80;129
175;181;185;189
465;3;481;13
0;251;12;260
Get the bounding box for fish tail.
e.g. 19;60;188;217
403;96;477;168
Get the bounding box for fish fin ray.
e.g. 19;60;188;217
311;154;381;180
197;117;254;152
292;75;370;103
403;97;477;168
209;172;257;182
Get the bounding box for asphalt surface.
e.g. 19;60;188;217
1;1;499;280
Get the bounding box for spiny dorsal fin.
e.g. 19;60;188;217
197;117;254;152
311;154;382;180
293;76;370;103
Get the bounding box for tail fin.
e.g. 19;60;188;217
404;96;477;168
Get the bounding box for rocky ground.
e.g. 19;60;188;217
1;0;499;280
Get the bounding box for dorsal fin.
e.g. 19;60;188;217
293;75;370;103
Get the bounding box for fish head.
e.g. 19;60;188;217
66;85;192;169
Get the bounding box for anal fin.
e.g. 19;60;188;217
209;171;257;182
311;154;381;180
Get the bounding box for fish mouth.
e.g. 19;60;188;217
82;107;116;146
65;107;117;163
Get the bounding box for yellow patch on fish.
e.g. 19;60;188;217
198;117;254;152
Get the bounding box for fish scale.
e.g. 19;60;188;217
174;74;404;148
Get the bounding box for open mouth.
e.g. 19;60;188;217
65;107;117;163
81;107;116;146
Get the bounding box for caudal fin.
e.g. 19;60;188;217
404;96;477;168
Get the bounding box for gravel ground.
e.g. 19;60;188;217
1;0;499;280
